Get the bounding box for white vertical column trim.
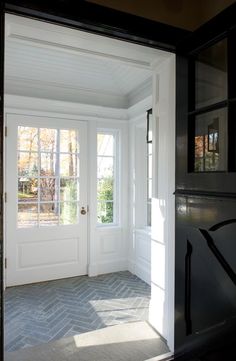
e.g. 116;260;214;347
149;54;175;353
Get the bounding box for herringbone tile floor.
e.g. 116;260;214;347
4;271;151;352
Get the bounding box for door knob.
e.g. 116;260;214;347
81;207;87;215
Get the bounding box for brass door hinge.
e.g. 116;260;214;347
5;126;7;137
5;258;7;269
4;192;7;203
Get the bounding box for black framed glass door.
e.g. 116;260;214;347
175;3;236;355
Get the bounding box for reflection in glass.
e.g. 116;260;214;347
195;39;227;108
18;203;38;228
97;134;114;156
60;154;78;177
18;178;38;202
97;178;113;201
194;108;227;171
60;129;78;153
60;202;78;225
40;128;57;152
39;203;59;226
60;179;79;202
18;127;38;152
97;201;114;224
40;178;58;201
18;152;38;177
40;153;57;176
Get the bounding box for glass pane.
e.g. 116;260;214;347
40;128;57;152
39;203;59;226
18;127;38;152
97;134;114;156
60;154;79;177
97;201;114;224
194;107;227;172
97;178;113;201
18;203;38;228
60;202;78;225
60;179;79;201
18;152;38;177
18;178;38;202
40;178;58;202
97;156;113;178
40;153;57;176
60;129;78;153
195;39;227;109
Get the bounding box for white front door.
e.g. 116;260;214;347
5;113;88;286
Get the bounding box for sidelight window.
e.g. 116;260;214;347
97;131;118;225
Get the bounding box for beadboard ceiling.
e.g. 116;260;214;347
5;14;169;108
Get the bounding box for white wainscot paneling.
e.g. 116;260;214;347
96;227;127;275
135;229;151;285
18;238;78;268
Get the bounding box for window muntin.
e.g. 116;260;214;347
17;126;80;228
195;39;227;109
190;38;229;173
97;132;118;225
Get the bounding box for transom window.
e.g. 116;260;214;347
97;132;118;225
17;126;80;228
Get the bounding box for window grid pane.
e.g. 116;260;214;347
97;132;117;225
17;127;80;228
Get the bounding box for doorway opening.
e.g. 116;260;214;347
4;13;175;361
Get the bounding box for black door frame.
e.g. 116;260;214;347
175;2;236;359
0;2;189;360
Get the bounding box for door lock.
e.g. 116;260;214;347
80;207;87;215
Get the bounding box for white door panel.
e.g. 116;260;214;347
5;113;88;286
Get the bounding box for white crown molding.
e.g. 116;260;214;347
127;77;152;107
128;95;152;121
4;94;129;122
5;76;128;109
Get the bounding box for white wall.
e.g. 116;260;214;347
128;54;176;353
88;119;129;276
149;54;175;352
5;53;175;351
4;95;129;279
128;97;152;286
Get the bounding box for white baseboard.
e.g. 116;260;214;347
89;259;128;277
135;260;151;285
127;258;151;285
88;263;98;277
128;259;135;274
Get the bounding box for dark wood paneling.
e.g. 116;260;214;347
4;0;189;52
175;2;236;358
175;195;236;354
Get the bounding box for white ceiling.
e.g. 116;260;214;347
5;14;169;108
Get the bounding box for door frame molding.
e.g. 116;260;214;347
0;1;190;360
